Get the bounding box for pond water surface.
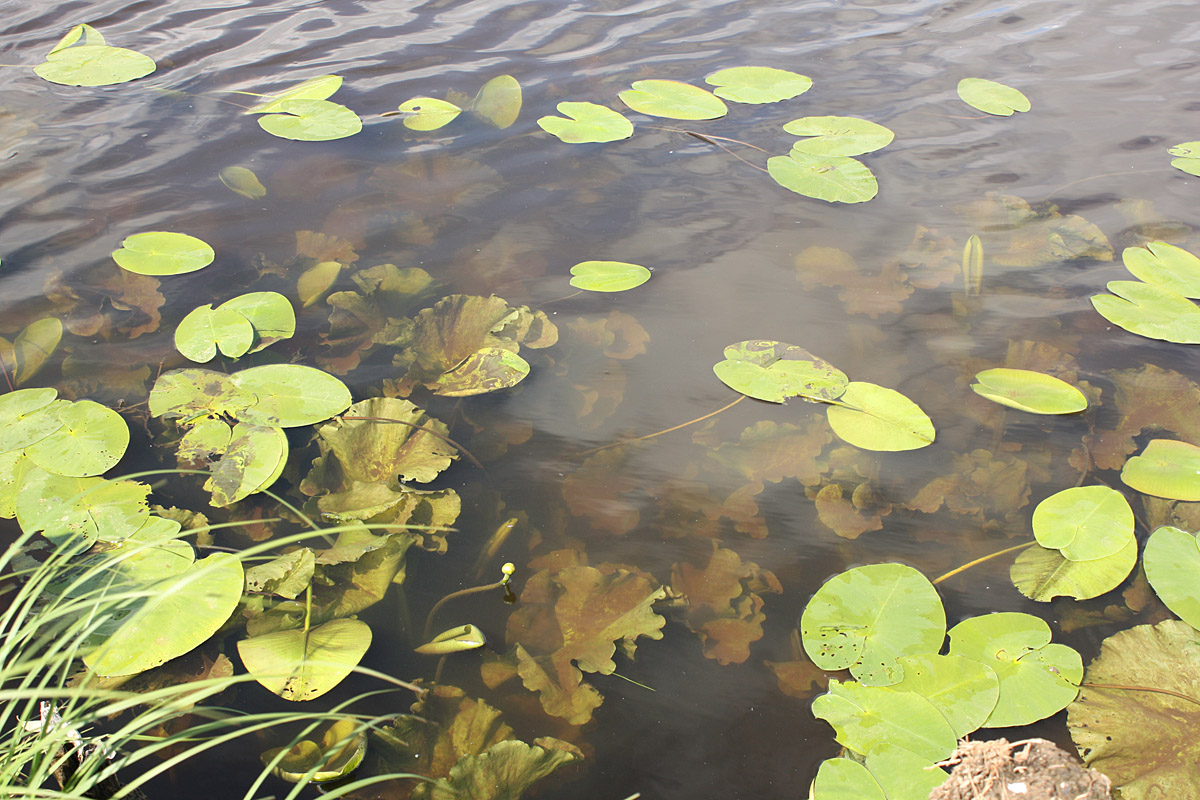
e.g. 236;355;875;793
4;0;1200;797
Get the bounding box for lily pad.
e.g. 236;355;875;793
1092;280;1200;343
713;340;848;404
704;66;812;104
812;679;958;762
470;75;522;129
174;304;254;362
1143;526;1200;630
864;745;948;800
568;261;651;292
783;116;895;157
263;718;366;784
247;75;343;113
16;469;150;546
238;618;372;701
148;368;252;422
1031;485;1134;561
219;166;267;199
0;387;61;453
1122;241;1200;298
948;612;1082;728
956;78;1031;116
397;97;463;131
538;102;633;143
34;33;156;87
112;231;214;276
891;653;1000;738
1168;141;1200;177
258;99;362;142
1121;439;1200;500
767;152;878;204
231;364;352;427
25;399;130;477
219;291;296;350
618;79;728;120
826;381;935;452
1010;537;1138;601
811;758;885;800
204;423;288;507
800;563;946;686
970;368;1087;415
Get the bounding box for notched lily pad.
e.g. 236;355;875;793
783;116;894;157
397;97;463;131
258;99;362;142
1121;439;1200;500
704;66;812;104
826;381;935;452
768;151;879;204
112;231;214;276
34;25;156;87
569;261;651;292
538;102;633;143
1092;280;1200;344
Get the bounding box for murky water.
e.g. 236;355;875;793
4;0;1200;797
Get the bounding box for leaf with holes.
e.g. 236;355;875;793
25;400;129;477
713;340;847;404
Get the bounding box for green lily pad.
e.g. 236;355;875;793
704;66;812;104
1010;537;1138;602
948;612;1082;728
148;368;252;422
416;624;487;655
84;552;244;677
0;387;61;453
1032;485;1134;561
112;231;214;276
238;618;372;701
826;382;935;452
892;653;1000;738
812;679;958;762
1122;241;1200;298
538;102;633;143
956;78;1031;116
0;451;35;519
864;746;948;800
258;99;362;142
1091;280;1200;343
25;399;130;477
1143;526;1200;630
397;97;463;131
1168;141;1200;177
204;423;288;507
48;516;192;598
174;304;254;362
811;758;885;800
1121;439;1200;500
1067;620;1200;799
970;368;1087;414
713;340;848;404
219;166;267;199
783;116;895;157
470;75;522;129
568;261;651;292
767;152;878;204
219;291;296;350
247;75;343;113
34;40;156;87
231;364;352;427
246;548;315;600
618;79;728;120
801;563;946;686
12;317;63;386
16;469;150;547
263;718;366;784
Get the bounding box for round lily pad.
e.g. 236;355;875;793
812;679;957;761
258;99;362;142
569;261;651;292
1031;485;1134;561
783;116;895;157
538;102;633;143
1169;141;1200;177
231;364;352;427
1143;526;1200;630
25;400;130;477
826;381;935;452
175;304;255;362
0;387;61;453
1092;280;1200;344
970;368;1087;415
1010;538;1138;602
767;152;879;204
397;97;462;131
34;44;156;87
238;618;372;701
704;66;812;104
892;653;1000;738
1121;439;1200;500
713;340;847;404
112;231;215;276
957;78;1031;116
1122;241;1200;298
618;79;728;120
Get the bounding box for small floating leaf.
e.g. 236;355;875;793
175;305;254;362
396;97;462;131
538;102;633;143
0;388;61;453
238;618;372;701
970;368;1087;415
231;364;352;427
1168;140;1200;177
25;400;129;477
219;166;266;199
415;624;487;655
470;75;522;129
34;40;156;87
826;381;935;452
956;78;1030;116
811;758;885;800
864;745;948;800
713;340;848;404
618;79;728;120
1091;280;1200;343
1122;240;1200;298
568;261;651;292
1143;526;1200;630
1031;485;1134;561
258;100;362;142
17;470;149;546
704;66;812;104
112;231;214;276
767;151;878;204
812;679;957;762
1010;537;1138;602
1121;438;1200;500
247;75;343;114
783;116;894;157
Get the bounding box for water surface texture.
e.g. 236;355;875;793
3;0;1199;797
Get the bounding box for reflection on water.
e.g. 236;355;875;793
4;0;1200;796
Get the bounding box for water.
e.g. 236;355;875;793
3;0;1199;797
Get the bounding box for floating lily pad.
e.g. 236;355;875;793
470;75;522;129
1121;439;1200;500
204;423;288;507
956;78;1030;116
892;653;1000;738
1092;280;1200;344
174;305;254;362
713;340;847;404
1032;485;1134;561
16;470;150;547
238;618;372;701
1122;241;1200;298
801;563;946;686
397;97;462;131
25;399;130;477
247;75;343;114
538;102;633;143
112;231;214;276
812;679;957;762
219;291;295;349
258;99;362;142
1010;537;1138;602
826;381;935;452
618;79;728;120
231;364;352;427
568;261;651;292
34;30;156;87
767;152;878;204
970;368;1087;415
864;745;949;800
219;166;267;199
1143;526;1200;631
1168;141;1200;177
148;368;252;422
704;66;812;104
0;387;61;453
783;116;895;157
811;758;885;800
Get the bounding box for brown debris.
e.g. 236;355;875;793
930;738;1111;800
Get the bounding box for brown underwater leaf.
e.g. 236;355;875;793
707;420;830;489
905;448;1032;521
813;482;892;540
794;246;913;317
562;448;641;535
670;546;781;665
565;311;650;360
44;265;164;340
417;739;582;800
295;229;359;264
317;264;434;374
966;193;1112;267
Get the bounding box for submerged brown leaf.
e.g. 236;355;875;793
905;448;1032;522
562;448;641;535
317;264;434;374
295;229;359;264
44;265;164;340
794;246;913;317
670;546;781;665
966;193;1112;267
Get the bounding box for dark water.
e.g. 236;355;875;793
4;0;1200;797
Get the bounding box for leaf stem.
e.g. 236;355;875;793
423;571;512;641
577;394;746;457
337;415;485;473
0;356;13;392
1081;682;1200;708
932;540;1037;584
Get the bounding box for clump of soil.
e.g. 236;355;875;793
930;738;1111;800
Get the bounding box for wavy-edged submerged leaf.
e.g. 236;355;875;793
231;364;352;427
811;757;885;800
892;653;999;738
470;75;522;129
25;399;129;477
416;624;487;655
1122;240;1200;298
432;347;529;397
247;75;343;114
13;318;63;386
537;102;632;143
618;79;727;120
826;381;934;452
219;165;266;199
568;261;651;292
971;368;1087;415
1143;526;1200;631
263;718;366;784
1092;280;1200;343
397;97;462;131
801;563;946;686
204;423;288;507
1032;485;1134;561
0;387;61;453
704;66;812;104
812;679;957;762
238;618;372;701
1067;620;1200;798
948;612;1082;728
35;42;156;87
258;99;362;142
16;469;150;546
767;152;878;204
1168;140;1200;177
1011;537;1137;602
956;78;1030;116
713;340;847;404
1122;439;1200;500
783;116;894;157
417;738;582;800
112;231;214;276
